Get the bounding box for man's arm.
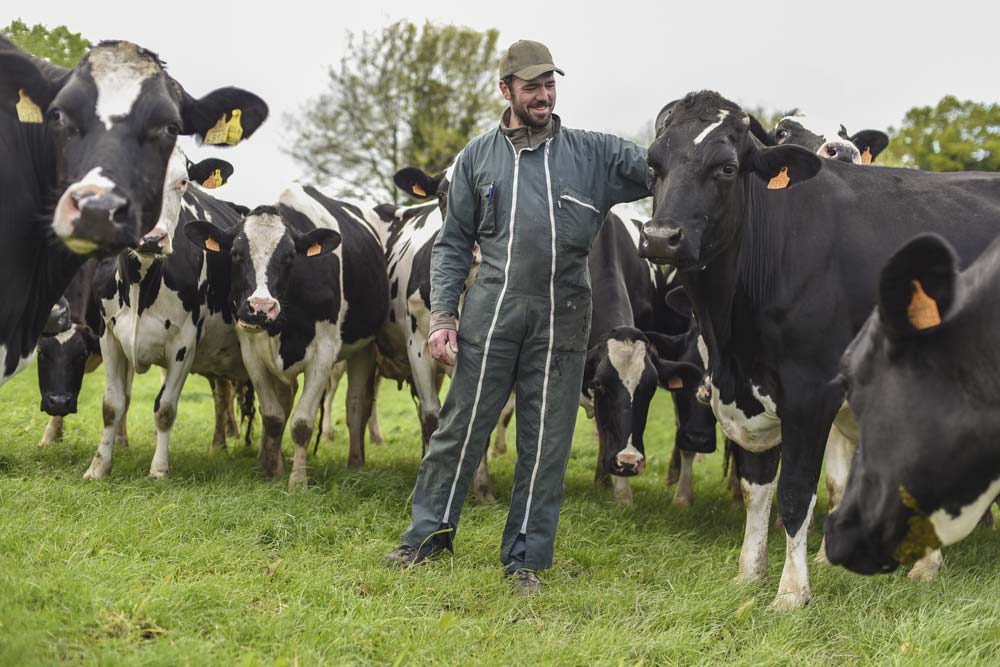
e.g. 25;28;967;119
603;135;653;207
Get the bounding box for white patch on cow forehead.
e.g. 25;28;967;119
693;109;730;145
76;167;116;191
929;477;1000;546
607;338;646;401
55;327;79;345
244;213;287;301
88;42;162;130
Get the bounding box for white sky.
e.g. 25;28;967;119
12;1;999;204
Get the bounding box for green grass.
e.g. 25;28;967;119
2;364;1000;666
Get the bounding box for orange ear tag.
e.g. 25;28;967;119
202;169;223;189
767;167;790;190
16;89;43;124
907;280;941;330
205;238;221;252
306;243;322;257
667;376;684;390
861;148;873;165
411;184;427;197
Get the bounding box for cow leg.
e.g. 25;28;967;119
733;445;780;583
815;424;856;563
208;377;229;451
344;345;377;469
726;441;744;506
770;390;841;611
254;377;292;481
149;353;195;479
673;450;696;508
908;549;944;582
38;416;64;448
115;367;133;449
613;475;633;506
407;335;441;453
367;373;385;445
472;447;496;505
666;444;681;486
492;393;515;455
224;380;239;438
322;361;346;441
594;423;612;489
289;353;341;488
85;335;131;480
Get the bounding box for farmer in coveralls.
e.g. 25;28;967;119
385;40;652;594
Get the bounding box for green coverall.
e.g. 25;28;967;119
403;114;651;572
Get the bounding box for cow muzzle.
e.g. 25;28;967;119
137;227;172;256
54;177;136;254
823;507;900;575
640;222;699;268
817;140;862;165
40;392;78;416
610;447;646;476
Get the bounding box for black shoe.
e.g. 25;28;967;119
509;568;542;595
384;543;443;568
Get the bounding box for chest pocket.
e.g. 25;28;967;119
556;190;601;256
476;183;497;237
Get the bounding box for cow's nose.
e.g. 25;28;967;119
138;228;170;255
817;140;862;164
41;393;76;416
248;297;280;320
615;450;645;470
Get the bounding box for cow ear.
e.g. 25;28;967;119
182;87;268;146
849;130;890;164
187;158;234;189
746;113;774;147
183;220;232;253
393;167;441;199
665;285;692;317
295;228;341;257
79;325;102;357
750;144;822;190
878;233;957;338
651;358;703;392
0;46;70;124
374;203;398;222
582;344;602;398
644;331;688;361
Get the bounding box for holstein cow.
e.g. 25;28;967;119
85;147;251;480
770;113;890;164
826;233;1000;575
0;38;266;386
640;90;1000;609
185;185;388;487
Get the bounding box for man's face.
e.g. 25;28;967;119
502;72;557;128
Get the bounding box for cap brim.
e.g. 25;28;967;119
510;64;565;80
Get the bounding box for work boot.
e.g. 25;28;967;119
509;568;542;596
383;542;444;568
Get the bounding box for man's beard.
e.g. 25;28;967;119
511;99;552;129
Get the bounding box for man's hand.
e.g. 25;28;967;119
429;328;458;365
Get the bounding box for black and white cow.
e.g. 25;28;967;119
826;233;1000;575
84;147;251;480
640;90;1000;609
185;185;388;487
770;112;890;164
0;38;266;387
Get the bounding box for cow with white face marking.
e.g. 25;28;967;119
83;148;252;480
640;90;1000;609
827;234;1000;575
0;37;266;387
771;112;890;164
185;185;388;487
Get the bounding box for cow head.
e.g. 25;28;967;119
0;39;266;256
36;308;101;415
772;113;890;164
136;146;234;256
641;91;823;269
184;188;341;334
584;327;702;476
825;233;1000;575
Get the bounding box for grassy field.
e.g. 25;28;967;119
1;363;1000;666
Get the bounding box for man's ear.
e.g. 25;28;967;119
849;130;890;164
183;220;232;253
0;44;70;123
750;144;823;190
393;167;442;199
651;358;704;392
187;158;234;189
182;87;268;146
294;227;341;257
878;233;958;338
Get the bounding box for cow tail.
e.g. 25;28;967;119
723;440;735;479
239;382;256;448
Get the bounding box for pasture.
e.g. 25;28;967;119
2;365;999;666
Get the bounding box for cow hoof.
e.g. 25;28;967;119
733;567;766;584
115;437;129;449
813;538;829;565
694;453;706;463
288;472;308;490
666;468;680;487
211;438;228;451
149;465;170;479
493;438;507;455
768;588;811;612
83;457;111;480
347;458;364;469
37;439;53;449
474;490;497;505
672;493;692;508
908;551;943;582
613;486;634;506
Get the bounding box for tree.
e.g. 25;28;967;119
880;96;1000;172
1;19;90;67
287;20;504;205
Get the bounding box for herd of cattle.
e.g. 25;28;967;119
3;36;999;611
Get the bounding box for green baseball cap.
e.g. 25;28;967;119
499;40;565;80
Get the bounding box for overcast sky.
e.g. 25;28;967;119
13;1;999;204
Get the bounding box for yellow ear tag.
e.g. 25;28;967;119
204;109;243;146
16;89;43;124
767;166;790;190
306;243;322;257
861;148;873;165
411;184;427;197
907;280;942;330
205;238;221;252
202;169;223;189
667;376;683;390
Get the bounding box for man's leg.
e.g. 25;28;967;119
398;333;519;558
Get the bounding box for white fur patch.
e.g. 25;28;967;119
711;380;781;453
930;477;1000;546
607;338;646;401
88;42;161;130
145;145;190;253
53;167;117;240
243;213;287;304
54;327;79;345
693;110;730;145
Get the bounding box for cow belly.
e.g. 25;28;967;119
192;317;246;380
711;383;781;453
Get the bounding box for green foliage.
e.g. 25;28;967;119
881;96;1000;171
1;18;90;68
742;105;786;135
287;21;504;205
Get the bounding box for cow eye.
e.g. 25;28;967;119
48;108;80;135
165;122;181;137
718;163;738;178
776;129;789;141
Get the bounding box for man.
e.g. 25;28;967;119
385;40;651;594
